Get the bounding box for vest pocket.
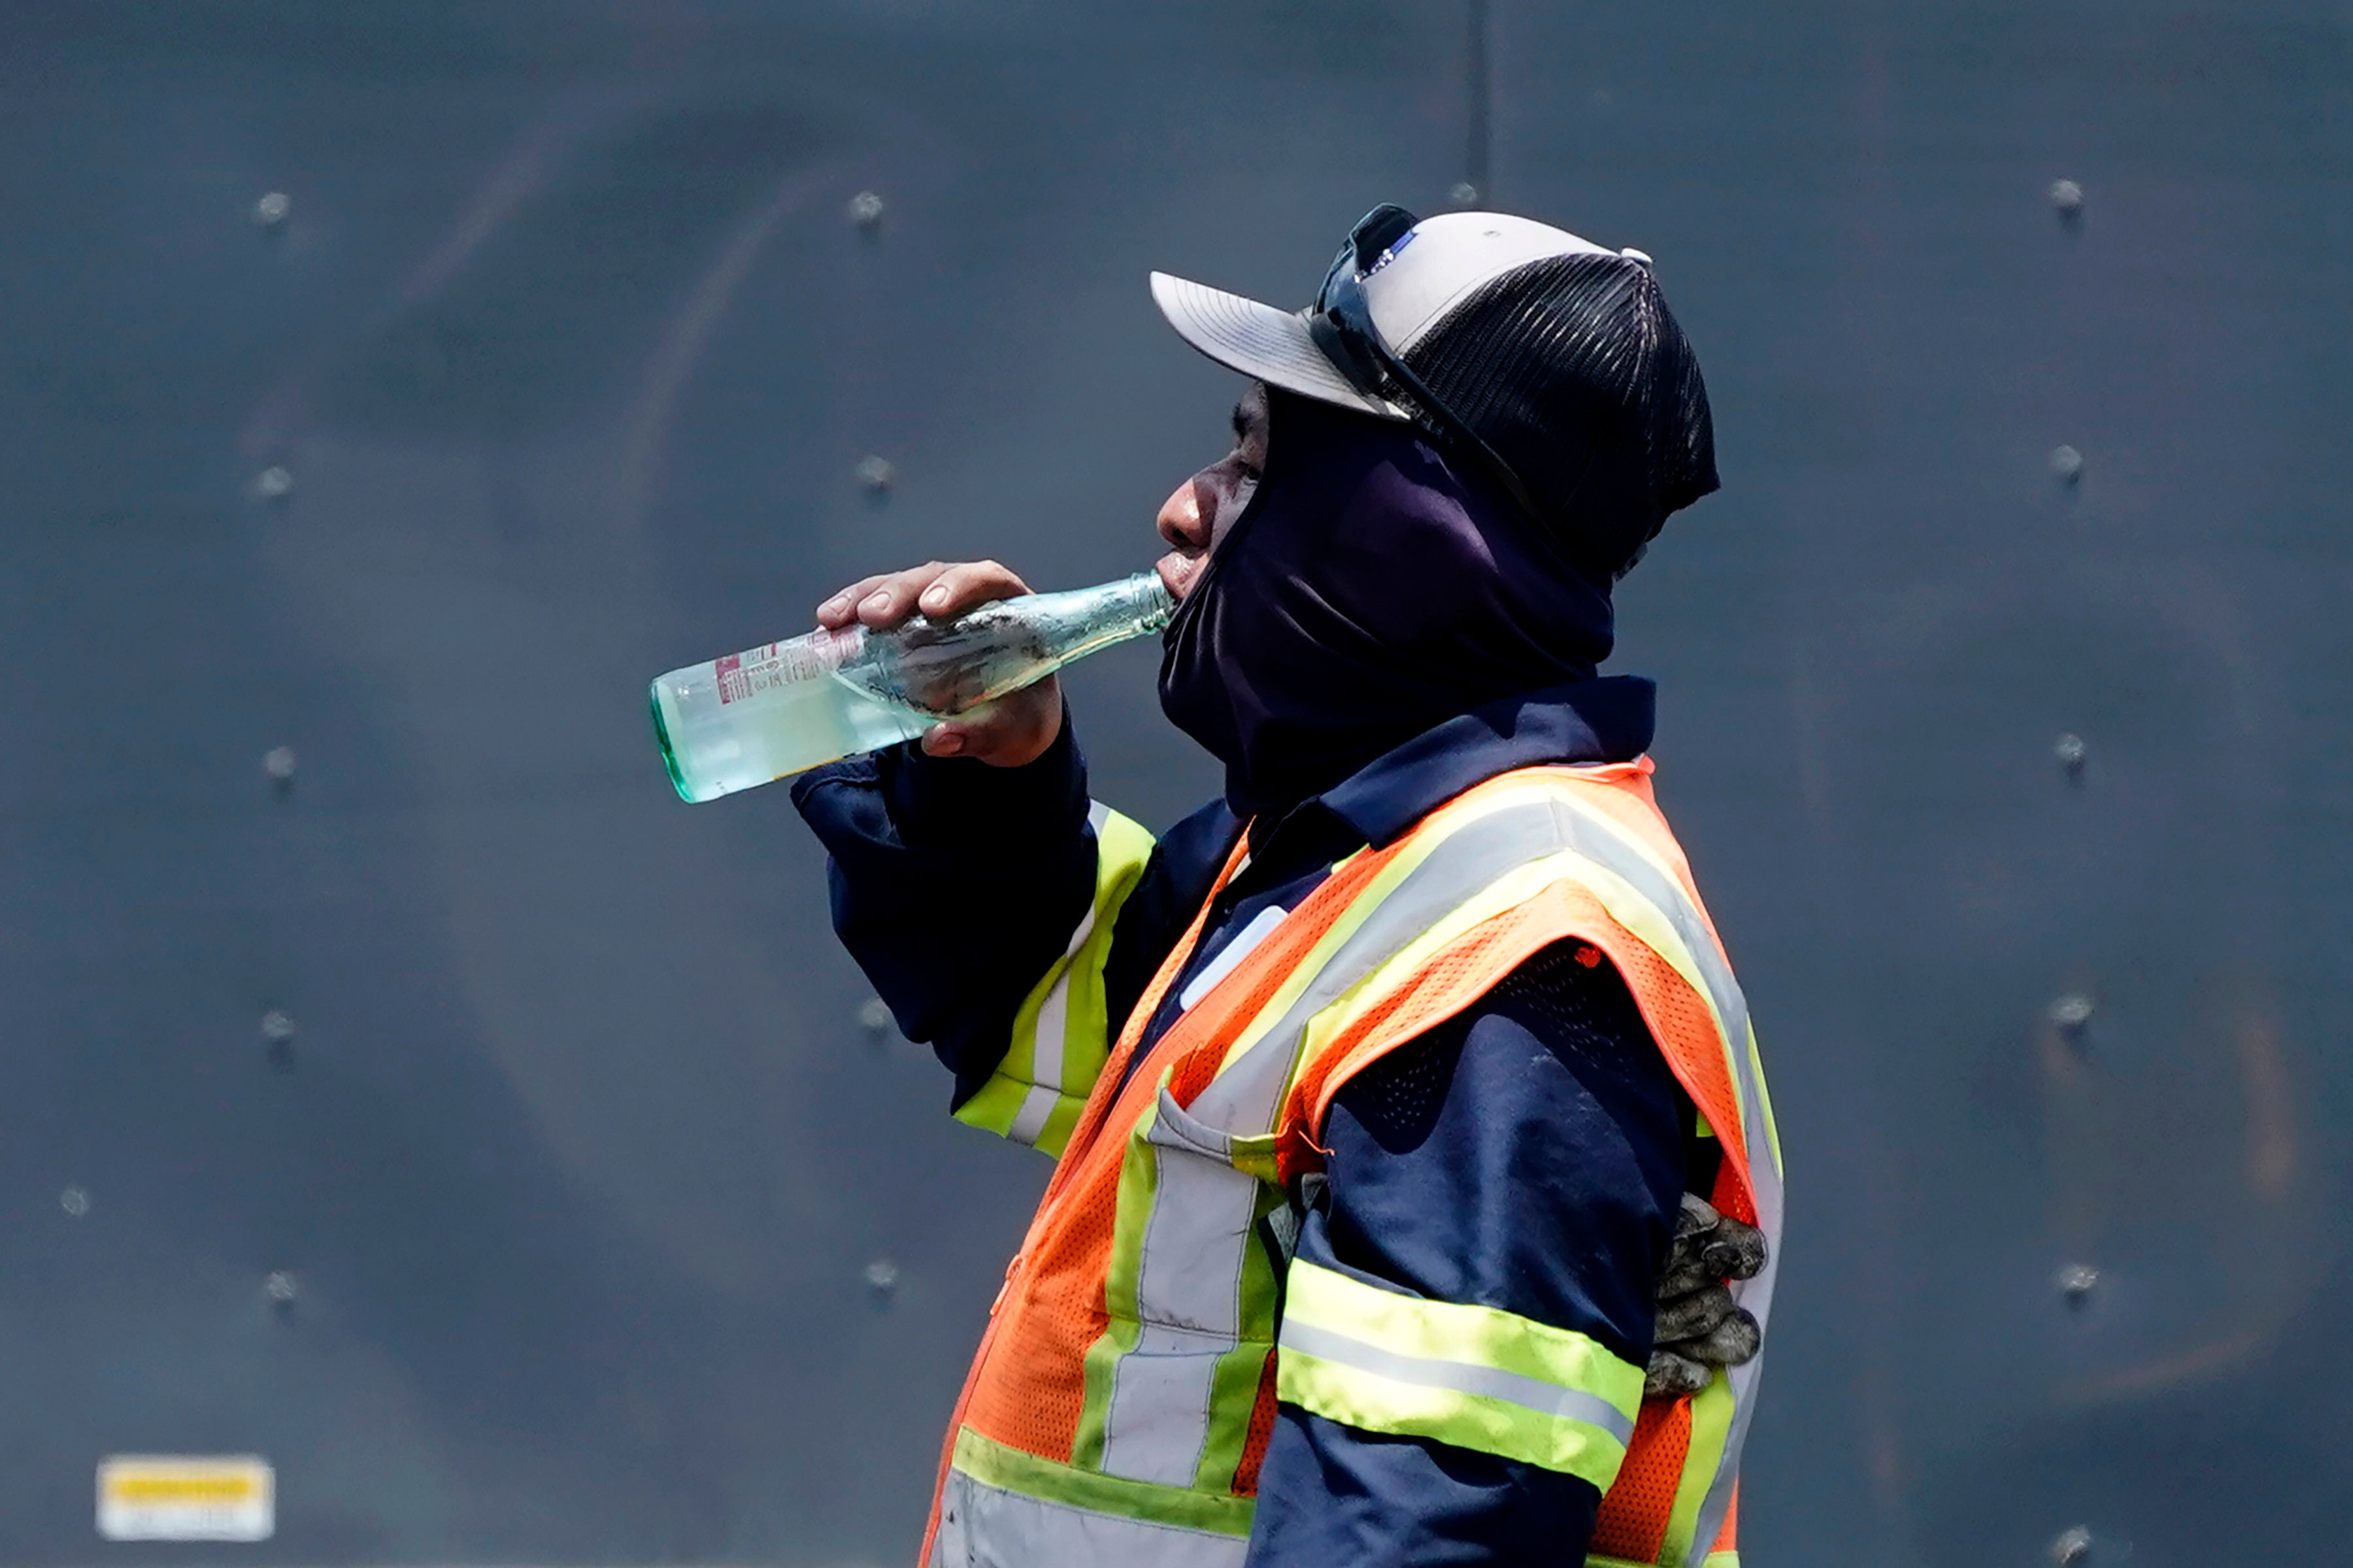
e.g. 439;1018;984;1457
1146;1087;1282;1182
1088;1088;1288;1489
1127;1089;1280;1338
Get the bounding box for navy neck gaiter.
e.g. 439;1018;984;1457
1159;389;1617;820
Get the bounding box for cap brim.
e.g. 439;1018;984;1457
1149;271;1407;420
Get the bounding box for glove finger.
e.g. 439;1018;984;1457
1680;1309;1762;1369
1656;1254;1719;1299
1644;1348;1712;1400
1654;1282;1735;1342
1699;1214;1768;1280
1675;1192;1721;1242
1658;1193;1723;1292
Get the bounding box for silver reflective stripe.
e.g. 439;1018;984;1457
1684;1037;1778;1565
1098;1095;1258;1483
1008;801;1116;1147
1692;1199;1773;1567
1099;799;1619;1484
1189;801;1589;1130
1092;774;1783;1552
1527;788;1783;1568
1096;1326;1233;1484
1277;1318;1637;1444
1176;903;1288;1012
932;1465;1246;1568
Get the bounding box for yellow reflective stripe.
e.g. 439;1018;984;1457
1205;778;1675;1114
1290;842;1599;1084
1277;1342;1631;1490
1071;1080;1169;1469
1195;1207;1284;1492
956;805;1155;1156
1659;1372;1735;1568
1273;782;1752;1171
1276;1260;1641;1488
1745;1020;1781;1170
1541;842;1750;1143
950;1425;1254;1538
1464;780;1767;1175
1286;840;1722;1145
1285;1261;1643;1422
1191;801;1477;1092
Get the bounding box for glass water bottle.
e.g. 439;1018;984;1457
650;572;1175;803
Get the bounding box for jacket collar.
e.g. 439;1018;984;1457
1313;676;1656;848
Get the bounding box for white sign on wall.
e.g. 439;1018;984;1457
97;1456;275;1542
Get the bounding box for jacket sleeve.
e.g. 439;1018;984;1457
788;711;1231;1157
1246;942;1690;1567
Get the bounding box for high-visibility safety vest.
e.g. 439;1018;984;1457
928;761;1783;1568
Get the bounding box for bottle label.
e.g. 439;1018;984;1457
716;631;856;705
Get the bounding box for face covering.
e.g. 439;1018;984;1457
1160;388;1617;820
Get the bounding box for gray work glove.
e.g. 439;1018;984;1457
1646;1193;1767;1399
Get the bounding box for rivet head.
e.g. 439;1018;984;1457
2050;1525;2094;1566
263;745;297;785
254;465;295;502
857;996;895;1036
253;191;292;227
2048;179;2084;216
263;1269;298;1307
2054;1262;2099;1305
863;1258;901;1299
261;1010;297;1070
855;455;895;492
2048;444;2083;483
2054;733;2087;776
848;190;886;229
1448;180;1480;207
59;1186;91;1219
2048;992;2095;1038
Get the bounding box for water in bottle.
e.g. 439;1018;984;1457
650;571;1175;803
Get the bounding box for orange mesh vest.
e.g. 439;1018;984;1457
924;762;1782;1568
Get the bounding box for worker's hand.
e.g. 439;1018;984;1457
816;560;1064;768
1646;1193;1767;1399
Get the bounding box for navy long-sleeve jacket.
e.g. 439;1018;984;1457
792;679;1695;1565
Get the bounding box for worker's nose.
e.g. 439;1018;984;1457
1158;471;1213;556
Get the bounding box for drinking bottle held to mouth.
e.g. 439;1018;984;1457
650;572;1175;803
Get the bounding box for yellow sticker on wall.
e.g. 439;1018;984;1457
97;1456;274;1541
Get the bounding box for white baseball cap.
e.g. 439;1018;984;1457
1148;205;1718;575
1152;210;1627;419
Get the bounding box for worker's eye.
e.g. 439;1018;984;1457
1231;425;1267;476
1226;384;1270;482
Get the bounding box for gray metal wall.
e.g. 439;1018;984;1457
1;3;2346;1564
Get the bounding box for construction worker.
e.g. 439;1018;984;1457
794;206;1780;1567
